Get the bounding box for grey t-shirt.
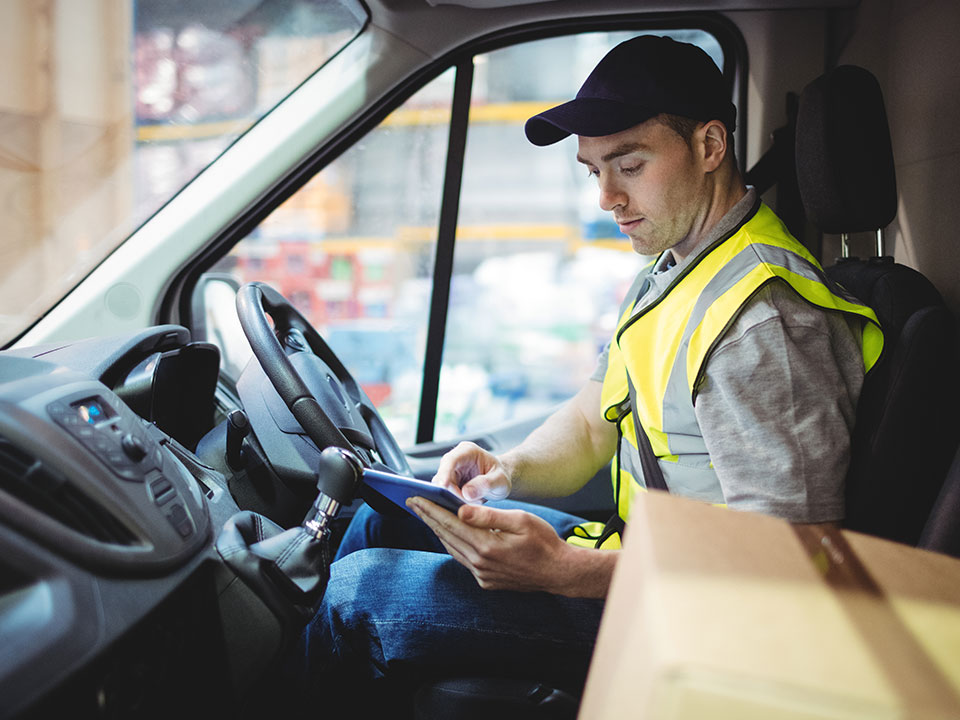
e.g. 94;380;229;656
591;189;863;523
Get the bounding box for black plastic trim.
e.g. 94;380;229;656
416;59;474;444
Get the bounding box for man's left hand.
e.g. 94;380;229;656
406;497;571;594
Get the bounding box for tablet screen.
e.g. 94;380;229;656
362;468;465;517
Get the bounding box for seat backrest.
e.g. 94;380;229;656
796;65;960;546
825;258;960;544
920;442;960;558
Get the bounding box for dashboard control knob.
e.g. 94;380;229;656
121;433;148;462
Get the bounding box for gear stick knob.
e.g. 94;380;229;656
302;446;363;540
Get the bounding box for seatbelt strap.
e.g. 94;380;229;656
596;512;625;547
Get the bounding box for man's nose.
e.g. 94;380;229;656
597;176;626;212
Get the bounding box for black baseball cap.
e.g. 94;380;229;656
524;35;736;146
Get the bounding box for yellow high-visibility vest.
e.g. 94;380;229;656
567;201;883;550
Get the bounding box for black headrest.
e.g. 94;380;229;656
796;65;897;234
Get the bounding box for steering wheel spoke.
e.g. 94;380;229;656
236;282;412;476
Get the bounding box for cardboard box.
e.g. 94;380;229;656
579;491;960;719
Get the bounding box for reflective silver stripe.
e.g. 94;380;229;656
659;252;756;438
615;418;725;502
660;241;850;453
613;411;642;495
660;458;725;503
617;437;644;503
675;245;810;403
651;243;834;499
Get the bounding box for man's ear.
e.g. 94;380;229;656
699;120;728;172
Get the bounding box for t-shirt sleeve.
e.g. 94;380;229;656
590;341;611;383
693;282;865;523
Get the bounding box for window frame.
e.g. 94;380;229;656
165;12;748;445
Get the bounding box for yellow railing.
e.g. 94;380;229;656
235;224;630;256
136;101;558;142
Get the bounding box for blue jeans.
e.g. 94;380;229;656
297;500;606;710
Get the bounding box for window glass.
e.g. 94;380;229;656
435;30;723;439
208;69;455;447
0;0;364;346
134;0;365;238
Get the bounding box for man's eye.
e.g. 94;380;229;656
620;164;643;175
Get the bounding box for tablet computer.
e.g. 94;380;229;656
361;467;466;518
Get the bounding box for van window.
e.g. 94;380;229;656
204;28;725;448
208;69;455;445
436;30;721;440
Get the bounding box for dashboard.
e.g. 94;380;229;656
0;326;270;718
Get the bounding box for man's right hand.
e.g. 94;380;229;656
431;441;512;503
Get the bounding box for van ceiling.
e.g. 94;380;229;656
422;0;856;7
369;0;859;62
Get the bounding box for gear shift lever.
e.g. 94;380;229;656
215;445;365;630
303;446;364;539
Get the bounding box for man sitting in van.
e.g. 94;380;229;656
300;35;881;703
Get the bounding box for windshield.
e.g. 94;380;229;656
0;0;365;347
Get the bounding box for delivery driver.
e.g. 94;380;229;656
299;35;882;707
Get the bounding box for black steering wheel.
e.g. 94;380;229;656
235;282;411;477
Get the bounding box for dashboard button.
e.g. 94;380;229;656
90;433;112;454
121;434;148;462
150;478;175;505
46;403;68;420
167;503;193;538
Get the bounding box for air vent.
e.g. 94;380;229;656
0;435;139;546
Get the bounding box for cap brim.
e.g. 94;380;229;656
524;98;659;146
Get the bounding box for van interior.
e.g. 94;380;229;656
1;0;959;717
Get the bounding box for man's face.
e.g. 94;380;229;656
577;118;709;259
